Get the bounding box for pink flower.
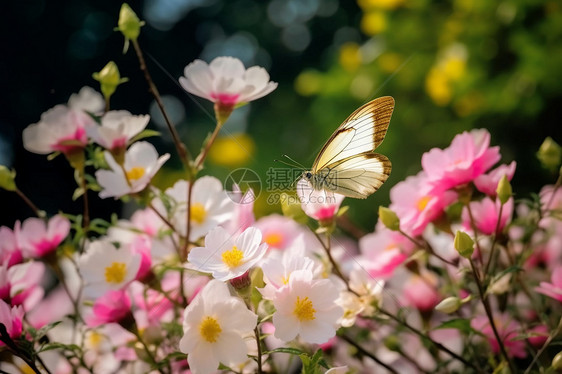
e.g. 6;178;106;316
296;178;345;223
1;261;45;311
86;290;132;327
0;224;23;266
19;215;70;258
389;171;457;236
401;271;440;312
471;313;526;358
461;197;513;235
527;325;548;348
227;185;256;236
535;266;562;302
253;214;306;251
23;105;95;156
474;161;516;197
0;300;24;345
130;236;152;281
179;57;277;108
422;129;501;193
358;230;412;279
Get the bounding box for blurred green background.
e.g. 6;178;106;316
2;0;561;230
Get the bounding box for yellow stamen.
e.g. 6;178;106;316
87;331;104;349
417;196;431;212
293;296;316;321
264;232;283;248
199;316;222;343
281;275;290;285
221;246;244;268
190;203;207;224
104;262;127;284
126;166;145;181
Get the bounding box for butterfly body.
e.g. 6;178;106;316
302;96;395;199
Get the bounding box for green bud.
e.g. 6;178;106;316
552;351;562;370
92;61;128;102
537;136;562;172
117;4;144;45
496;175;512;205
383;335;401;352
0;166;17;191
280;193;308;224
378;206;400;231
454;231;474;259
435;296;462;314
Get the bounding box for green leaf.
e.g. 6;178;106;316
31;321;62;341
130;129;161;143
433;318;475;335
265;347;306;356
38;342;81;353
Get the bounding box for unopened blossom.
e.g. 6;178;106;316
272;270;343;344
1;261;45;311
461;196;514;235
67;86;105;114
535;265;562;302
0;300;24;345
179;56;277;109
0;225;23;266
88;110;150;152
79;240;141;299
389;171;457;236
95;141;170;199
19;214;70;258
155;177;234;241
23;105;96;156
421;129;501;193
188;226;267;281
296;178;345;223
86;290;132;327
471;313;526;358
179;280;257;374
474;161;516;197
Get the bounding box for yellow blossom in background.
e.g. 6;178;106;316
208;133;255;167
295;70;323;96
378;52;403;73
361;11;387;36
358;0;404;10
425;43;468;106
425;68;452;106
339;42;362;72
350;74;375;99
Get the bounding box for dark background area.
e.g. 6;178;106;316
2;0;561;230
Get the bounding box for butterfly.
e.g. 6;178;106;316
300;96;394;199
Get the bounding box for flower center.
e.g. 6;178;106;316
190;203;207;225
199;316;222;343
221;246;244;268
264;232;283;248
281;275;290;285
416;195;431;211
87;331;104;349
293;296;316;321
104;262;127;284
126;166;145;181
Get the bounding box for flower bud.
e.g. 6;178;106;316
454;230;474;259
537;136;561;172
92;61;128;102
0;165;17;191
496;175;512;205
435;296;461;314
552;351;562;370
378;206;400;231
383;335;401;352
487;273;512;295
117;3;144;43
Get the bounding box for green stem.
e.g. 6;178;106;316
15;188;43;218
195;120;223;170
523;317;562;374
339;334;399;374
254;327;263;374
483;203;504;276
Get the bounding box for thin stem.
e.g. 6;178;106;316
80;171;90;229
469;259;516;372
311;230;349;289
339;334;399;374
131;39;191;169
132;327;166;374
483;203;504;275
254;327;263;374
543;173;562;215
181;180;194;262
195;121;223;170
15;188;42;218
378;308;481;372
0;324;52;374
465;204;484;268
524;317;562;374
398;229;456;266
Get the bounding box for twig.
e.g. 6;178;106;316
254;327;263;374
15;188;42;218
523;317;562;374
339;334;399;374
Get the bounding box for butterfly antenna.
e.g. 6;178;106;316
274;158;300;168
282;154;306;169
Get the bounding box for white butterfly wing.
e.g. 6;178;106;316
320;153;391;199
312;96;394;173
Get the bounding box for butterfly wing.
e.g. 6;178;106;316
319;153;391;199
311;96;394;173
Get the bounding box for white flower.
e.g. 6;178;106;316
95;141;169;199
188;226;267;281
179;56;277;107
79;240;141;299
67;86;105;114
88;110;150;151
155;176;234;241
179;280;257;374
337;267;385;326
272;270;343;344
296;178;345;221
23;105;95;155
